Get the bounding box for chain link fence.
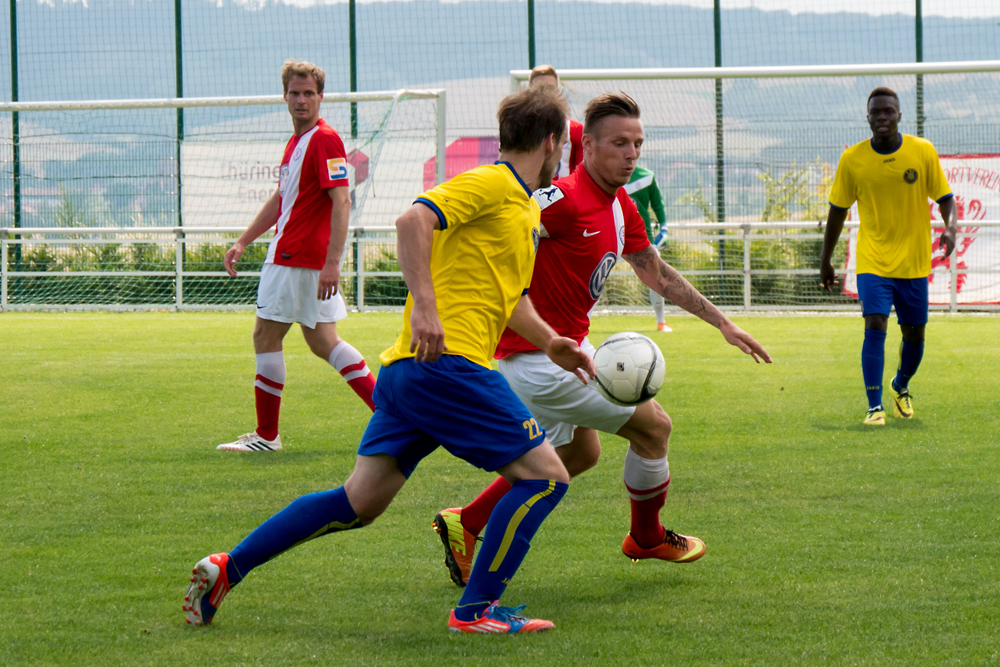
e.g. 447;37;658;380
4;222;997;312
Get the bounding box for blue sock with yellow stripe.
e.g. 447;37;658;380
454;479;568;622
227;486;362;586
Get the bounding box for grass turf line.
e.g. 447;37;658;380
1;312;998;666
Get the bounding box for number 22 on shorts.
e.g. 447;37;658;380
522;418;542;440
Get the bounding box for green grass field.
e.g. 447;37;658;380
2;312;999;666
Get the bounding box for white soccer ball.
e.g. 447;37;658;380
592;332;665;406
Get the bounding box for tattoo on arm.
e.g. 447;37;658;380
623;245;720;324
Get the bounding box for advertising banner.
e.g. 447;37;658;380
842;154;1000;304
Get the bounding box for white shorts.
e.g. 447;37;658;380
255;263;347;329
497;339;636;447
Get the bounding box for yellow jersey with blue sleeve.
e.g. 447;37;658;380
379;162;541;370
829;133;952;278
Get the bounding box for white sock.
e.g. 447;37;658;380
328;341;369;380
623;447;670;499
254;351;286;395
650;288;665;324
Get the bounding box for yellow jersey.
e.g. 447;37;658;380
830;133;952;278
380;162;541;369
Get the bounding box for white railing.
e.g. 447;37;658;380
510;60;1000;88
2;222;998;312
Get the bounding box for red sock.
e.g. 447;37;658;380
625;478;670;549
254;374;283;441
341;362;376;412
328;342;376;412
461;476;513;536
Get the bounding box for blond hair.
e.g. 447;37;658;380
528;64;559;86
281;59;325;94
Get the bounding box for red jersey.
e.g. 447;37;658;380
555;119;584;180
265;118;350;270
495;166;651;358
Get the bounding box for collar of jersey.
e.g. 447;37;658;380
495;161;532;197
870;132;903;155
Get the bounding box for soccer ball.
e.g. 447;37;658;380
592;332;665;406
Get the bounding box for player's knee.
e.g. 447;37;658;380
634;410;671;459
864;314;889;331
350;501;385;525
578;446;601;474
901;324;925;345
306;339;331;359
561;447;600;478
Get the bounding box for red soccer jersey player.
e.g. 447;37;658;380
526;65;583;180
217;60;377;453
431;93;773;587
496;163;649;357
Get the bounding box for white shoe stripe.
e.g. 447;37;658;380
341;369;371;382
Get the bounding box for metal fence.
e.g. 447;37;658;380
3;222;997;313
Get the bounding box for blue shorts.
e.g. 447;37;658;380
357;355;547;478
856;274;929;325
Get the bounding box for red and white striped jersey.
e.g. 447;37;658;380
495;165;650;358
265;118;350;270
555;119;584;180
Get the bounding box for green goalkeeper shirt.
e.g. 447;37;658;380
624;166;667;242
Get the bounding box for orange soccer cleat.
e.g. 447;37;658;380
622;529;706;563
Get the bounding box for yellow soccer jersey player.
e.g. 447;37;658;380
380;162;541;369
829;133;952;279
821;87;958;426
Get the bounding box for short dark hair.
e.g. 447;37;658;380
868;87;899;105
584;92;641;135
497;86;569;153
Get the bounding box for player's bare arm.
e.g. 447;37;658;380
396;203;447;363
820;205;850;291
224;189;282;277
938;195;958;258
318;186;351;300
507;295;596;383
624;245;772;363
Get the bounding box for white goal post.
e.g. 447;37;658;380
0;88;445;310
507;60;1000;311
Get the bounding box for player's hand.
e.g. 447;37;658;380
543;336;596;384
819;260;838;292
224;242;245;277
719;321;772;364
318;262;340;300
939;226;957;259
409;303;447;363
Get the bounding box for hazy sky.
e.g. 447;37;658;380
35;0;1000;18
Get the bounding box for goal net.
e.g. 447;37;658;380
0;90;443;309
513;61;1000;311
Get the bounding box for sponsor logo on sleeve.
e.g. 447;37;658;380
327;157;348;181
533;185;564;210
